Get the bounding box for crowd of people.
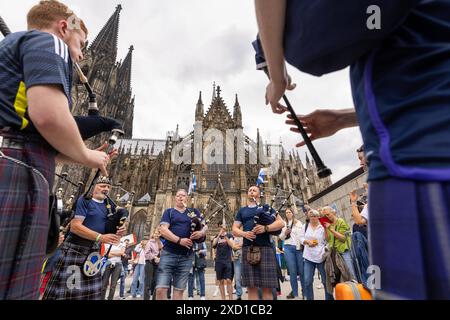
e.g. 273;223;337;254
44;183;366;301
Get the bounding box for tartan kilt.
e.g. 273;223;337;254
369;178;450;300
241;246;279;289
0;139;55;300
43;242;102;300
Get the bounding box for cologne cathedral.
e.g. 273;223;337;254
54;5;332;242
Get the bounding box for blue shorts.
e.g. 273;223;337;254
155;249;194;291
215;261;233;281
369;178;450;300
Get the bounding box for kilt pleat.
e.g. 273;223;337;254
241;246;279;289
43;242;102;300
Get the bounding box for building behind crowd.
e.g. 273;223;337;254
308;168;368;226
53;4;333;242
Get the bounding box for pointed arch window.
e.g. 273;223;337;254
130;210;147;242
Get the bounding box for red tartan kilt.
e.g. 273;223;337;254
0;138;55;299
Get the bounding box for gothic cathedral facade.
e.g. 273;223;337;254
53;5;332;242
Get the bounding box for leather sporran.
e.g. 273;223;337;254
246;245;261;266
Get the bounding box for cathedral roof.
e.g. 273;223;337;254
137;193;151;203
119;192;130;202
203;85;235;130
118;138;166;156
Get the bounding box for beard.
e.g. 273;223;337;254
93;190;108;201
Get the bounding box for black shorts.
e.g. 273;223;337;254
215;261;233;281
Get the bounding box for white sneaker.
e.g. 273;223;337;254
233;289;236;294
213;288;219;297
201;297;206;300
188;297;194;300
136;295;142;298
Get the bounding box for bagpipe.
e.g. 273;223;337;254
252;36;332;179
104;195;129;235
184;202;207;244
46;92;124;256
82;190;132;278
51;174;129;244
253;200;281;237
253;185;296;236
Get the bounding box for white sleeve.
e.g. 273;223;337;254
299;223;306;244
361;205;369;223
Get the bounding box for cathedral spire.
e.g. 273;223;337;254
233;94;242;128
212;82;216;101
203;84;234;130
257;128;261;164
89;4;122;61
118;45;134;92
175;124;179;140
195;91;204;121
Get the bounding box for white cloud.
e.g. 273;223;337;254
0;0;363;182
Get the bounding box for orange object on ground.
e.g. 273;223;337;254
335;282;372;300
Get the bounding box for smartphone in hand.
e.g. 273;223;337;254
319;217;332;228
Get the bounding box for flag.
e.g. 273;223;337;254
256;168;267;186
188;173;197;195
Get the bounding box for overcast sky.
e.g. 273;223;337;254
1;0;364;182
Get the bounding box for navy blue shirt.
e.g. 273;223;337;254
283;1;450;182
214;233;234;263
0;30;73;133
235;206;273;247
350;0;450;181
160;207;203;255
73;198;108;234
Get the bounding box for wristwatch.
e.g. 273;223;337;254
264;225;269;233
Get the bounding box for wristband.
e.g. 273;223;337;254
264;225;269;233
177;237;181;245
96;234;102;243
